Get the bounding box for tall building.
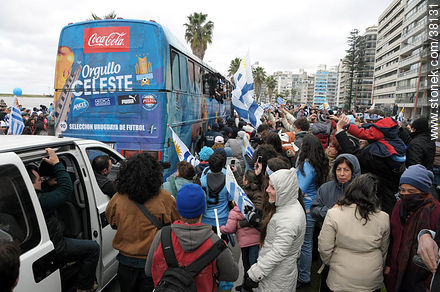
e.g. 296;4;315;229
373;0;405;111
395;0;430;117
336;60;349;108
274;71;293;98
356;26;377;108
373;0;430;117
314;65;338;107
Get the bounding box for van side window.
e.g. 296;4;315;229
0;164;40;253
87;149;121;197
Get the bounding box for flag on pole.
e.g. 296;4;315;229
225;165;255;220
318;102;330;110
169;126;200;167
369;103;375;110
232;54;264;127
277;97;287;105
7;96;24;135
397;107;404;122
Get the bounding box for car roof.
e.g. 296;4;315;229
0;135;80;153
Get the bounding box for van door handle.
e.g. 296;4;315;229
32;249;58;283
100;212;109;228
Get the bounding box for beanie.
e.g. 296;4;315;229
400;164;434;193
199;146;214;161
176;184;206;219
411;117;429;133
214;148;227;160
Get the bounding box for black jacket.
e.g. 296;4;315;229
335;130;404;216
406;131;436;170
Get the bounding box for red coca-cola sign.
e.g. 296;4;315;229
84;26;130;53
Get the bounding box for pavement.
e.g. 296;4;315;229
103;235;244;292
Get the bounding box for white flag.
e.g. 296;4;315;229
169;126;200;167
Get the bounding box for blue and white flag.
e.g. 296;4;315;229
232;54;264;127
241;133;254;160
169;126;200;167
397;108;404;122
260;102;270;110
319;102;330;110
369;103;375;110
277;97;287;105
7;96;24;135
225;165;255;220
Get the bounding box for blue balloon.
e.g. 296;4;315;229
13;88;22;96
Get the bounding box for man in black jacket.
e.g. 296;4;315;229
406;117;436;170
26;148;99;292
92;155;116;197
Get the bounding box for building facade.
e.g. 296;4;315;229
313;65;338;107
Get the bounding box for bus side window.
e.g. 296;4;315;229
179;54;189;92
195;64;202;93
188;60;195;93
171;50;180;91
0;164;40;253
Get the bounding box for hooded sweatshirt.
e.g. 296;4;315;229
311;154;361;223
146;221;239;291
248;168;306;291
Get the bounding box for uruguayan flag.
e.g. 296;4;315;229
277;97;287;105
225;165;255;220
260;102;270;110
319;102;330;110
241;133;254;159
169;126;200;167
232;55;264;127
369;103;375;110
7;96;24;135
397;108;404;122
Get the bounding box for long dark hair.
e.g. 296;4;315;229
337;173;380;224
298;134;329;187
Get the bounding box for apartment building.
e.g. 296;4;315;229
314;65;338;107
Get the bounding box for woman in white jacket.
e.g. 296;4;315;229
244;167;306;291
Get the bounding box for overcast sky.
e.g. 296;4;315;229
0;0;391;95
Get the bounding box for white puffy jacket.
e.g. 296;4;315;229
248;168;306;291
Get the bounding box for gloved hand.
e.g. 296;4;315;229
242;272;259;290
248;208;262;229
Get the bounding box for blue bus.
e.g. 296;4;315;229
54;19;232;176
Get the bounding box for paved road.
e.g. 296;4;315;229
103;236;244;291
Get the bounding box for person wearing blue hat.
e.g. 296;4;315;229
146;184;238;291
195;146;214;175
385;165;440;292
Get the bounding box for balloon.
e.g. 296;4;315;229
13;88;22;96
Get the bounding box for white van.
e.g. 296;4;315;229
0;135;124;291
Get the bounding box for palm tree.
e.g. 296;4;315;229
265;75;277;101
252;67;266;102
228;58;242;78
89;11;117;20
184;12;214;60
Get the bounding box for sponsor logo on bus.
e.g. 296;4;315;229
84;26;130;53
135;55;153;86
142;94;158;111
118;94;139;105
92;97;115;107
72;98;89;115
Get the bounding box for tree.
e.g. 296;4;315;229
343;29;365;110
184;12;214;60
252;66;266;102
265;75;277;101
89;11;117;20
291;88;298;102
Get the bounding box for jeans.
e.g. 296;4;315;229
242;245;259;274
118;263;154;292
64;237;100;290
298;213;315;283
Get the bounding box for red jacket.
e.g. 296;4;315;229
147;221;239;291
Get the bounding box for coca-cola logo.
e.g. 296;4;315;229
84;26;130;53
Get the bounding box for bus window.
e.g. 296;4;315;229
188;60;195;93
179;54;189;92
171;50;180;90
195;64;201;93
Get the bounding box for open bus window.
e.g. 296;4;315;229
195;64;202;93
188;60;195;93
171;50;180;90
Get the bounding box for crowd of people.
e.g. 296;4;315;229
0;99;54;135
2;102;440;292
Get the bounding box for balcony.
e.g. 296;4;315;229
403;3;427;26
401;17;427;41
399;52;422;67
375;62;399;76
400;33;428;55
376;73;398;84
374;86;397;96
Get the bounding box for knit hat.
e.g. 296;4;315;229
176;184;206;219
199;146;214;161
411;117;429;133
400;164;434;193
215;136;224;144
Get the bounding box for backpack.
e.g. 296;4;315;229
154;226;227;292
